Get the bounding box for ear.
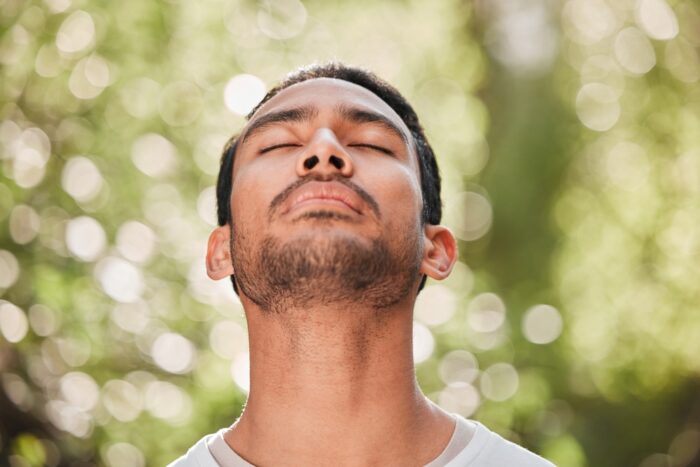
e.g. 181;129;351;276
206;226;234;280
419;225;458;281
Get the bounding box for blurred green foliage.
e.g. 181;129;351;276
1;0;700;466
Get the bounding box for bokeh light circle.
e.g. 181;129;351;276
635;0;679;41
56;10;95;54
575;83;620;131
115;221;156;264
438;382;480;417
413;321;435;364
151;332;196;374
467;292;506;333
0;250;20;289
131;133;178;178
95;257;144;303
439;350;480;384
61;156;104;202
102;380;143;422
614;27;656;75
522;304;563;344
224;74;266;116
0;301;28;343
414;285;458;327
231;351;250;393
60;372;99;411
104;442;145;467
144;380;192;423
65;216;106;262
10;204;40;245
480;363;519;401
446;191;493;241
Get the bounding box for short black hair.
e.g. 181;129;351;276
216;62;443;292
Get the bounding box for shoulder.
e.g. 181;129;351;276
166;432;221;467
447;417;555;467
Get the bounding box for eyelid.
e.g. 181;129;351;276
348;143;395;156
259;143;301;154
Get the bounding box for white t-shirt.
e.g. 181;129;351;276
168;414;554;466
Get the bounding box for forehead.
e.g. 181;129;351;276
249;77;409;133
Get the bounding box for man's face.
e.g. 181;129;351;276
225;78;427;310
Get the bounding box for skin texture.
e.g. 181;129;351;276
205;78;472;466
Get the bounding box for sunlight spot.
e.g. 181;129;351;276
231;351;250;393
62;156;104;202
614;27;656;75
415;285;457;327
0;301;28;343
28;304;59;337
197;186;217;226
151;332;196;374
446;191;493;241
60;372;99;411
575;83;620;131
66;216;106;262
0;250;20;289
45;400;93;438
467;293;506;333
439;350;480;384
522;304;563;344
480;363;519;401
224;74;266;116
413;321;435;364
438;382;480;417
635;0;678;41
95;257;143;303
56;10;94;54
131;133;178;178
144;380;192;424
115;221;156;264
102;380;142;422
210;320;248;359
104;442;145;467
69;55;110;100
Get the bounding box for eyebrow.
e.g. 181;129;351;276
334;104;409;145
240;103;410;147
240;105;319;145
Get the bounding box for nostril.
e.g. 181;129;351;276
329;155;345;170
303;155;319;170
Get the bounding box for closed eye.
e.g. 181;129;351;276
348;143;395;156
259;143;301;154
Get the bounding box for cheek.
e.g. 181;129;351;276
230;164;289;230
356;159;423;224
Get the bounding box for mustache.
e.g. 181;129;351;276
268;174;381;220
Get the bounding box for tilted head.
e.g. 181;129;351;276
209;63;454;306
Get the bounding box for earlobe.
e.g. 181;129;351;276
206;226;235;280
419;225;458;281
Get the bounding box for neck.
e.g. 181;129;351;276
225;296;456;466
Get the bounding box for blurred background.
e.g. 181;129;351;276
1;0;700;465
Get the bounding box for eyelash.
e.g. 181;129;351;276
259;143;301;154
348;143;394;156
259;143;394;156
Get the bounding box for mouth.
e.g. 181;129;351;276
283;181;364;216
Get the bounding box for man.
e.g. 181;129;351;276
170;63;553;466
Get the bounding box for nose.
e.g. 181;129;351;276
296;128;354;178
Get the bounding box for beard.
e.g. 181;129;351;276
231;212;423;313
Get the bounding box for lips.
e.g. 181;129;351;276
283;181;364;216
